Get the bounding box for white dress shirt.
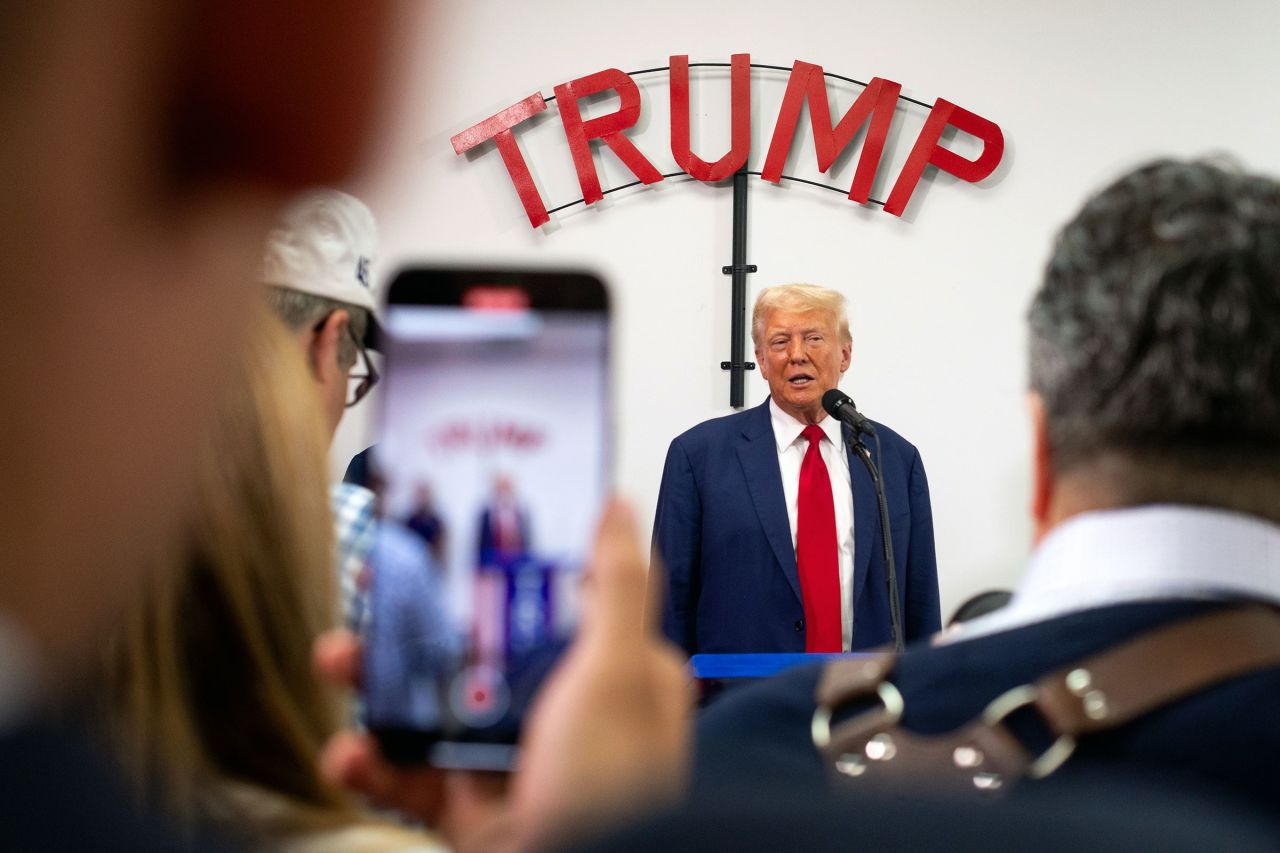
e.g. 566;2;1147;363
769;399;856;651
946;505;1280;644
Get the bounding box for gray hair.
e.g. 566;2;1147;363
1028;158;1280;517
264;286;369;370
752;284;852;349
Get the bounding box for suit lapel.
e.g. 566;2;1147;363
736;401;803;606
844;423;877;605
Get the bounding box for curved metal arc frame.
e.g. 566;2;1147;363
545;62;934;111
544;171;887;216
538;61;912;216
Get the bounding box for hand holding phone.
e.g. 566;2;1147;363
362;268;611;768
318;501;693;849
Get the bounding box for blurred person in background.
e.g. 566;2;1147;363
260;188;385;629
946;589;1013;626
261;188;382;443
406;483;448;568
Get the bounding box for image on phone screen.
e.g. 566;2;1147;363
361;269;609;768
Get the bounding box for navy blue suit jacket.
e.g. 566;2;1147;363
477;506;531;559
652;399;940;654
693;600;1280;812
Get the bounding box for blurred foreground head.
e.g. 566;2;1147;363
1028;159;1280;528
0;1;391;685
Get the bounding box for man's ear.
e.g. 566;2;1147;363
1029;392;1054;540
754;347;769;380
308;310;350;379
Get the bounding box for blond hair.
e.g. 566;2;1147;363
94;305;374;842
751;284;852;349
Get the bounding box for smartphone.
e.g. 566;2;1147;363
361;267;610;769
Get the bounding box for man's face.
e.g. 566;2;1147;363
756;308;852;422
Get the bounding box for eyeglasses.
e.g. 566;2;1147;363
346;325;379;408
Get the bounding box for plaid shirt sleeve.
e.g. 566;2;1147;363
331;482;377;631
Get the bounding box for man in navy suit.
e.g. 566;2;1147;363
653;284;940;655
477;474;532;563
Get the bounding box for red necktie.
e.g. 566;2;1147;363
796;424;841;653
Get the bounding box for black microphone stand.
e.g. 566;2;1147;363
843;429;905;652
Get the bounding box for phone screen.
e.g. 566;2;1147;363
362;269;609;768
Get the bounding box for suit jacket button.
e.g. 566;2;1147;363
794;620;804;632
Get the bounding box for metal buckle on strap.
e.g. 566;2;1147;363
812;680;904;749
981;684;1076;779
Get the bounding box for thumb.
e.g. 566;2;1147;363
579;498;649;648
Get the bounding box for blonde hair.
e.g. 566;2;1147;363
94;305;360;841
751;284;852;349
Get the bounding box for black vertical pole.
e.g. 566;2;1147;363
722;168;756;408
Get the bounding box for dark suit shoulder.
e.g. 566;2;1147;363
864;418;921;463
343;445;373;487
892;600;1221;732
693;662;827;795
669;404;766;453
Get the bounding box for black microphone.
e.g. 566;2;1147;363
822;389;876;437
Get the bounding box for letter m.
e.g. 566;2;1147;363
761;62;901;204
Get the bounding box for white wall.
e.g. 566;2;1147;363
334;0;1280;619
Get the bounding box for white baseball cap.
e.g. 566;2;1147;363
261;188;382;348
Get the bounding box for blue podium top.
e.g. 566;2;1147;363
689;652;872;679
